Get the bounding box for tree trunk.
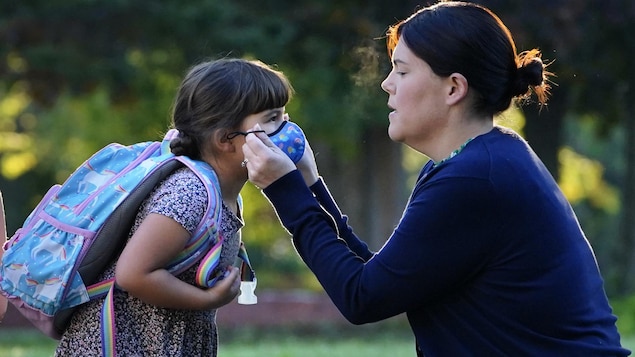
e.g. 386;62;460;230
359;127;406;250
317;126;405;251
522;86;568;179
619;104;635;295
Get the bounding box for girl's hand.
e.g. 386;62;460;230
204;266;241;308
242;124;296;188
116;214;239;310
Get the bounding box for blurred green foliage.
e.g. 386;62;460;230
0;0;633;294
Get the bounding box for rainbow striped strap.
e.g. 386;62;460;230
195;236;224;286
87;276;116;357
89;279;116;357
85;239;254;357
195;239;255;287
87;278;116;299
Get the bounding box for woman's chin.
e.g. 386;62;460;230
387;128;404;143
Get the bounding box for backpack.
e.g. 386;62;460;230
0;129;255;351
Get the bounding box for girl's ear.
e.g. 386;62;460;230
446;72;469;106
212;129;237;153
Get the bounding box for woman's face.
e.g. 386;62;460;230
381;40;449;151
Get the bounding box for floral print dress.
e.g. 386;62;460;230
55;167;242;357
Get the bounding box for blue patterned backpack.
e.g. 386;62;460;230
0;129;255;353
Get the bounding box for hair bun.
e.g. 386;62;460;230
511;57;544;97
519;57;544;86
169;131;199;158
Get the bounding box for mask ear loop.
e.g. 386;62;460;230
227;115;291;140
266;121;289;138
226;130;266;140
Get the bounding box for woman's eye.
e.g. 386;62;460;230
391;67;406;76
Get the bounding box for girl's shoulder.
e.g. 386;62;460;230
146;167;208;234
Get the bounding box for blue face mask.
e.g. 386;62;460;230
226;120;306;163
267;121;306;163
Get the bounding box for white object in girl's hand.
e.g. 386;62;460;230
238;280;257;305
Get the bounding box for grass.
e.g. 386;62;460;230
1;299;634;357
0;327;632;357
0;327;414;357
220;336;415;357
0;329;58;357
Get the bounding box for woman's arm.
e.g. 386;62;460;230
264;170;496;324
115;213;241;310
244;127;373;260
309;178;373;261
244;128;494;323
0;191;8;321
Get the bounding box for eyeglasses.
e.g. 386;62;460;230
226;130;266;140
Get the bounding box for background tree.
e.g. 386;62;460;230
0;0;633;295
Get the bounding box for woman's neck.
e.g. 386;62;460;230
425;117;493;162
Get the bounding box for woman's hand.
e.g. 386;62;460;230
242;124;296;188
296;138;319;186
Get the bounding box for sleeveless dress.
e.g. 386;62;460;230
55;167;242;357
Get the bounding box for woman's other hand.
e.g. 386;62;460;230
296;138;319;186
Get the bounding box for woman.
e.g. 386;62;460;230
242;2;630;356
55;58;294;356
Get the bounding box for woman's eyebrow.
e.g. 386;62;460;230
392;58;407;67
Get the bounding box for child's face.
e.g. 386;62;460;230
240;107;286;135
238;107;306;163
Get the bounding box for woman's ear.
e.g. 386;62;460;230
446;73;469;106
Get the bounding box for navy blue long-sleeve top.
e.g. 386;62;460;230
263;126;630;356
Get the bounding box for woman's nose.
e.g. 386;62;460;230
380;75;392;94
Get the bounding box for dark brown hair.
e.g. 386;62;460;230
170;58;293;158
386;1;552;116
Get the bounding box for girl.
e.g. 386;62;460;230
56;58;293;356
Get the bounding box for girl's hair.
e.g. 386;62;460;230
170;58;293;158
386;1;552;116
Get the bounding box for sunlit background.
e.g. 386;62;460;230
0;0;633;354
